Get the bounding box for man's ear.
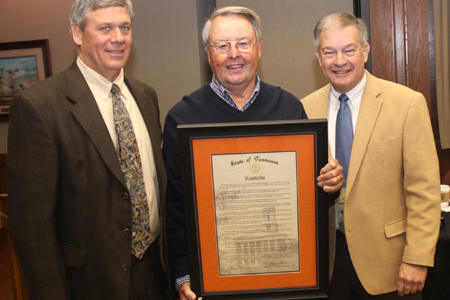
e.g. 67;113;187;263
205;44;212;66
315;49;322;66
256;36;262;60
362;43;370;63
72;23;82;46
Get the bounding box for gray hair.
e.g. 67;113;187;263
313;12;368;51
69;0;133;33
201;6;262;45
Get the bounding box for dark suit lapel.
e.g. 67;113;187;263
346;72;382;199
125;76;161;150
125;77;152;133
125;76;165;210
65;62;127;188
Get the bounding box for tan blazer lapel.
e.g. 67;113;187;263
303;84;331;119
345;72;382;199
302;84;332;157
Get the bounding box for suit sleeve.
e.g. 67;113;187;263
401;92;441;267
7;93;71;299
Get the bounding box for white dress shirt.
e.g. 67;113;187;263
77;57;161;242
328;74;366;230
327;73;367;159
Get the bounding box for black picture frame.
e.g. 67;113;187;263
178;119;329;300
354;0;372;72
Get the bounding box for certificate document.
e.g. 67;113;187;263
211;151;300;276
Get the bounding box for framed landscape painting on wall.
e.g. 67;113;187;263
0;39;52;119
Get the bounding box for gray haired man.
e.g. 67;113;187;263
7;0;172;299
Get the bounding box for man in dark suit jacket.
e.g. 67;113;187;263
7;0;172;299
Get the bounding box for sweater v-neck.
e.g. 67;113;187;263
205;83;268;121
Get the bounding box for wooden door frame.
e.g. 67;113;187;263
361;0;449;179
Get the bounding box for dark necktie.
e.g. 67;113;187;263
335;93;353;234
111;84;151;259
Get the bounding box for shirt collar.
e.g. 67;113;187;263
76;56;126;102
330;72;367;110
210;74;260;111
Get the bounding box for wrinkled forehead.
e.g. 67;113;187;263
319;25;361;48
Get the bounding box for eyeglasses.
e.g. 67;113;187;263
209;40;257;54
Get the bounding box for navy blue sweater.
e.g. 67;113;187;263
162;81;307;283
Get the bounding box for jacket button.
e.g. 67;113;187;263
123;228;130;236
123;193;130;200
122;264;129;272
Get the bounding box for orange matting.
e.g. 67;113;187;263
191;134;317;293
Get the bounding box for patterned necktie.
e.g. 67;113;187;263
111;84;151;259
335;93;353;234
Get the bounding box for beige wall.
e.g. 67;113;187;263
0;0;352;153
217;0;352;98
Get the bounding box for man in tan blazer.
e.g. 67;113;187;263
301;13;441;299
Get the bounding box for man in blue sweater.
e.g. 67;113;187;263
163;6;343;300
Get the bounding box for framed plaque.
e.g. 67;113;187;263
178;119;329;300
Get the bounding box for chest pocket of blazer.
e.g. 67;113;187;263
384;218;407;238
366;137;398;153
60;245;85;269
